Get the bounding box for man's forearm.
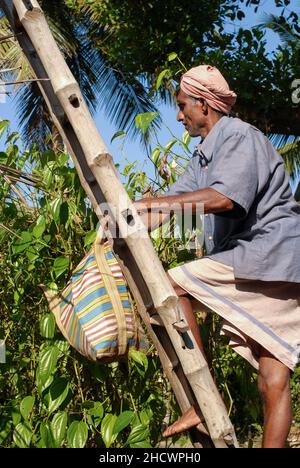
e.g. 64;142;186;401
135;188;234;215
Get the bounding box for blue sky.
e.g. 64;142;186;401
0;0;298;185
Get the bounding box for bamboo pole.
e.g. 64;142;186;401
8;0;238;447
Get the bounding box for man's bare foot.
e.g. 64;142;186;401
162;406;205;437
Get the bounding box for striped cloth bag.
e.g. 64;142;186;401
47;234;149;361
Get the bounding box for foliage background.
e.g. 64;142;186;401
0;0;299;449
0;118;299;448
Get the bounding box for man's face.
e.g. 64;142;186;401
176;89;206;137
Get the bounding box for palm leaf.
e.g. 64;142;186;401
272;136;300;181
95;63;160;144
257;13;300;48
1;1;160;149
0;16;32;83
15;82;51;150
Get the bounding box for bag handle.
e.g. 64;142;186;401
94;241;128;356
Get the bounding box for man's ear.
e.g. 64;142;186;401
198;98;208;115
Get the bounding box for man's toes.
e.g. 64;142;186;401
162;423;178;438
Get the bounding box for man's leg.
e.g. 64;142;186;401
167;272;206;354
258;347;292;448
163;273;205;437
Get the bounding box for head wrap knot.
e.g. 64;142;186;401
180;65;237;114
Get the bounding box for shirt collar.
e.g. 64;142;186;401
193;116;229;166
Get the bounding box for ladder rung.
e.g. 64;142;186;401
149;314;163;326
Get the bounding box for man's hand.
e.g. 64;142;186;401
133;198;170;232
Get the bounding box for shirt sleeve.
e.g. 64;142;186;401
167;158;199;196
208;129;260;216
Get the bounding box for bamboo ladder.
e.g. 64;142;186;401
3;0;239;448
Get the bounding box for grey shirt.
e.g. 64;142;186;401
168;116;300;283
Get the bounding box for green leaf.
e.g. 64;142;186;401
20;396;35;421
130;440;152;448
84;230;97;247
164;138;178;153
156;69;170;90
50;198;62;222
110;130;127;143
0;151;8;164
125;424;149;447
59;202;69;226
38;346;60;382
37;374;53;396
33;222;46;239
152;148;161;166
12;231;32;254
0;120;9;138
13;422;32;448
139;408;153;426
51;412;68;448
40;421;56;448
67;421;88;448
123;161;135;176
237;10;245;21
53;339;70;354
135;112;158;135
59;152;69;166
129;349;148;375
53;256;69;279
40;314;56;339
26;247;39;263
167;52;178;61
182;130;191;147
46;378;70;414
82;400;95;409
6;132;19;144
113;411;135;435
88;401;104;419
43;234;51;245
101;414;117;448
11;406;21;426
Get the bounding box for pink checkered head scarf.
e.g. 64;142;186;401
180;65;237;114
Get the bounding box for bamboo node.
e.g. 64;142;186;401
68;94;80;108
93;153;113;167
149;314;163;327
172;319;190;333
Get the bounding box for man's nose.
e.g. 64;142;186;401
177;110;184;121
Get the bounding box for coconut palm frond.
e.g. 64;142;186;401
277;138;300;181
96;62;161;146
1;1;159;148
46;16;77;59
0;16;32;85
269;134;299;149
43;0;160;142
257;13;300;47
16;82;52;150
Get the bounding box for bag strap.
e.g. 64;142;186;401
94;215;113;247
114;255;141;346
94;241;128;355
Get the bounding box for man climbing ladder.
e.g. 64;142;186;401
134;65;300;448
